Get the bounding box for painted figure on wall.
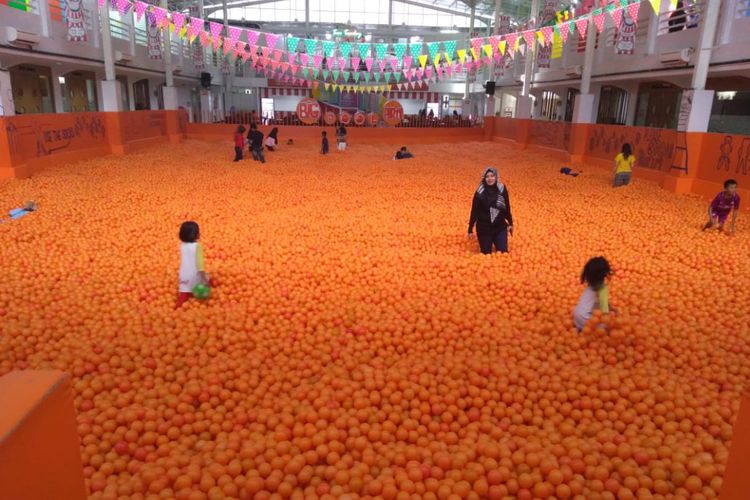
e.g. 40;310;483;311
536;0;559;69
717;136;733;171
65;0;88;42
616;12;636;55
737;138;750;176
147;13;162;60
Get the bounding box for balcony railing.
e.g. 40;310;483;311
657;0;704;35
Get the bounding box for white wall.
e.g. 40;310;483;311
273;95;304;112
395;98;426;115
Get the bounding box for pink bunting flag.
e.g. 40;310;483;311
97;0;105;7
170;12;184;33
199;31;210;47
350;57;360;70
223;38;233;56
471;37;483;54
378;59;387;72
610;8;624;28
241;51;250;62
365;57;374;72
151;7;168;28
280;62;289;73
115;0;130;16
626;2;641;26
264;32;279;49
403;55;413;69
290;63;298;74
288;52;296;64
134;0;148;22
504;33;518;53
187;17;202;39
493;52;502;63
213;38;221;53
446;64;453;76
300;53;309;67
273;49;283;61
521;30;536;48
338;57;347;69
313;54;323;68
559;21;571;43
390;56;399;71
227;26;241;44
540;26;554;46
575;18;589;40
425;66;433;78
488;36;499;53
593;12;607;33
270;60;279;72
246;30;259;46
416;68;423;80
436;66;443;78
261;47;270;60
209;22;223;41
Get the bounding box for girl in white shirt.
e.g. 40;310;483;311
573;257;613;331
177;221;210;308
265;128;279;151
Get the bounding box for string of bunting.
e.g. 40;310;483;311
98;0;659;92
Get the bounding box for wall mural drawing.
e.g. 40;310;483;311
716;136;733;171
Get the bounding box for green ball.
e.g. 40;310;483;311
192;283;211;300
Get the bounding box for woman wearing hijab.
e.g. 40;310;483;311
265;127;279;151
468;167;513;254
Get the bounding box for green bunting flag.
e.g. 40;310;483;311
322;40;336;58
357;42;371;57
322;69;329;79
375;43;388;61
373;72;381;82
364;72;370;82
393;43;406;61
353;72;360;82
339;42;352;59
394;72;401;82
286;36;300;53
409;42;423;56
332;70;340;81
343;71;350;82
304;39;318;54
302;68;310;78
443;40;457;61
427;42;440;62
384;72;392;82
312;68;319;78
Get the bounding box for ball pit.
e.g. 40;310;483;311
1;139;749;500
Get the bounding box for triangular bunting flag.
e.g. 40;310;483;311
365;57;374;72
403;55;413;68
627;2;641;25
575;18;589;40
322;69;329;79
378;59;387;72
353;72;360;82
312;68;319;78
351;57;360;70
273;49;283;61
427;41;440;61
648;0;660;14
470;48;478;61
152;7;169;29
223;38;233;56
357;42;370;57
457;49;467;63
227;26;241;45
322;40;335;58
375;43;388;60
559;21;571;43
418;54;428;69
264;32;279;49
313;54;323;68
433;53;441;67
384;71;392;82
343;71;350;81
393;43;406;60
610;7;624;28
171;12;184;33
300;53;308;66
540;26;554;46
332;70;340;81
288;52;297;64
340;42;352;59
389;56;399;71
187;17;202;39
337;57;346;69
325;83;331;91
471;37;483;55
504;33;518;53
246;30;259;46
522;30;535;48
134;1;148;22
209;21;223;40
482;44;493;57
498;40;507;56
395;72;401;82
593;10;607;33
287;36;300;53
363;72;370;82
305;39;318;54
409;42;423;56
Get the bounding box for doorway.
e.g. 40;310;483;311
9;64;55;114
635;82;682;129
261;97;275;124
133;79;150;110
597;86;629;125
61;70;98;112
564;88;579;122
116;75;130;110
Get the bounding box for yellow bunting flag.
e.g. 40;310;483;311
669;0;677;8
457;49;467;63
551;32;563;59
498;40;507;56
470;48;478;61
537;31;545;46
648;0;660;13
179;27;187;39
444;51;452;64
514;37;520;53
483;44;493;58
418;54;428;69
325;83;331;91
433;53;441;67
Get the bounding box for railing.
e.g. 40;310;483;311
739;0;750;17
108;16;131;41
134;26;146;46
657;0;704;35
195;111;482;128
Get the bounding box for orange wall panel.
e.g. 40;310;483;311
0;370;87;500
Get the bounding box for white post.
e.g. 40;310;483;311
484;0;501;117
645;0;664;55
305;0;310;32
685;0;721;133
516;0;538;119
388;0;393;27
222;0;231;113
572;14;597;124
37;0;50;38
98;2;122;111
161;0;178;109
0;67;15;116
463;4;476;100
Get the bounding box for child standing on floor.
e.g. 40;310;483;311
613;143;636;187
573;257;613;331
336;125;347;151
233;125;246;162
321;131;329;154
703;179;740;234
177;221;211;308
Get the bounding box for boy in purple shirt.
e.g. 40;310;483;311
703;179;740;234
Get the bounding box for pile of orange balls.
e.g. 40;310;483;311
1;139;748;499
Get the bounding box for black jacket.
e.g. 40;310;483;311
468;184;512;232
247;130;264;149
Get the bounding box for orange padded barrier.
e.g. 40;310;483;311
0;370;87;500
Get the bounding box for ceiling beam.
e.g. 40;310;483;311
204;0;286;15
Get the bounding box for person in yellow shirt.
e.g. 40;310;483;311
613;143;636;188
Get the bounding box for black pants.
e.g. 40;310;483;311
250;147;265;163
233;147;243;161
476;223;508;254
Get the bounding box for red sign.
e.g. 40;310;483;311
367;112;379;126
383;100;404;126
353;111;366;126
339;111;351;125
295;98;321;125
323;110;337;125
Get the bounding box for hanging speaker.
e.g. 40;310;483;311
484;81;496;96
200;72;212;88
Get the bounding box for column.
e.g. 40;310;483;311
98;3;122;111
572;13;597;124
0;67;15;116
388;0;393;27
222;0;231;113
161;0;178;109
645;0;664;55
463;4;476;100
516;0;538;119
484;0;502;117
685;0;721;133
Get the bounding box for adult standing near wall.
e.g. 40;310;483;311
468;167;513;254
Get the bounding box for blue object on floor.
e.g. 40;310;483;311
9;208;30;220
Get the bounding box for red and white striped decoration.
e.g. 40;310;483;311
261;88;312;98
